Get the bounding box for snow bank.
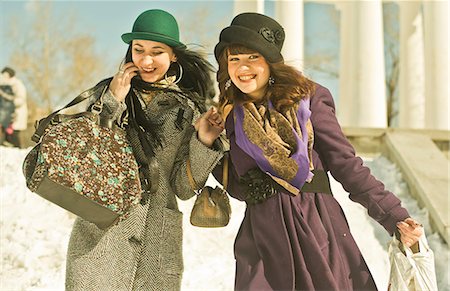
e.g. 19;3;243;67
1;147;448;290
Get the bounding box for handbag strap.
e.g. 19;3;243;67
222;152;229;191
32;85;108;143
186;152;229;192
186;158;199;192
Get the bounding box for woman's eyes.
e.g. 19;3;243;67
228;55;260;62
133;49;164;56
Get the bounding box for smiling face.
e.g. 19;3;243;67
131;39;176;83
227;50;270;102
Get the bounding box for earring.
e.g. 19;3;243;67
268;76;275;86
173;62;183;84
164;62;183;84
224;79;232;90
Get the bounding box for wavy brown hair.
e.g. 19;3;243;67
217;44;315;113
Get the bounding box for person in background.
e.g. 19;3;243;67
0;67;27;147
64;9;225;290
212;12;423;291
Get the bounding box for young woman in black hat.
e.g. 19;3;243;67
212;12;423;290
65;9;226;290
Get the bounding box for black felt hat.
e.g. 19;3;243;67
214;12;285;63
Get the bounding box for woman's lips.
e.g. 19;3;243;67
238;74;256;81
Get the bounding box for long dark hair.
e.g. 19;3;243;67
119;43;215;167
217;44;315;113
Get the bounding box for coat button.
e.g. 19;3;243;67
343;233;347;237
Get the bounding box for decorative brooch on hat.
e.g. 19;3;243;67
259;27;285;44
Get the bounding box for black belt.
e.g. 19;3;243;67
301;169;332;195
240;168;332;205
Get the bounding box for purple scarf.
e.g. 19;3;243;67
234;99;313;194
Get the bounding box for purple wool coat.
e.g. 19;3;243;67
213;84;410;291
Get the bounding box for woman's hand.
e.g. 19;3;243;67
397;217;423;250
109;62;139;102
195;107;225;147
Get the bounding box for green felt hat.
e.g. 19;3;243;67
121;9;186;48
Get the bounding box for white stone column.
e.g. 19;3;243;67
336;2;357;126
275;0;304;70
398;1;425;129
423;0;449;130
336;1;387;128
234;0;264;16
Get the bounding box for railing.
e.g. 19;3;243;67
343;127;450;245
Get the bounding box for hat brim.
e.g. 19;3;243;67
214;26;283;63
121;32;186;48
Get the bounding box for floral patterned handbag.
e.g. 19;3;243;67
22;87;142;229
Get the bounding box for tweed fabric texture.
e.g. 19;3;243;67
65;85;225;290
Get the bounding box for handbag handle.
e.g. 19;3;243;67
32;84;108;143
186;152;229;192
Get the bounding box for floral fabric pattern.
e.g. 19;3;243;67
25;116;141;216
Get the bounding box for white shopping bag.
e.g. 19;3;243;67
387;232;438;291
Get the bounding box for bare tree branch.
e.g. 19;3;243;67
7;2;105;119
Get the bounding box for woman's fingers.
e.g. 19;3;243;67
397;218;423;247
207;108;224;127
404;217;422;228
117;63;139;83
202;107;214;119
195;107;225;134
110;62;139;102
195;108;212;131
200;107;224;127
122;69;138;84
119;62;137;72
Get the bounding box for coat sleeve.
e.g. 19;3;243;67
12;79;27;107
310;84;409;235
170;105;225;201
100;89;127;125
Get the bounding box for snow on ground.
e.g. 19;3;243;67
0;146;448;291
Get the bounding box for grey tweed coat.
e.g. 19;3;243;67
64;82;225;290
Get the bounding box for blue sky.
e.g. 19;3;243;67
1;1;233;65
1;0;339;98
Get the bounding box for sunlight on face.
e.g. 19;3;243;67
131;39;176;83
227;52;270;101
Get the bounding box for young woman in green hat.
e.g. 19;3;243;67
65;9;226;290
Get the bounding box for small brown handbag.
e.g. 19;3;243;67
187;153;231;227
